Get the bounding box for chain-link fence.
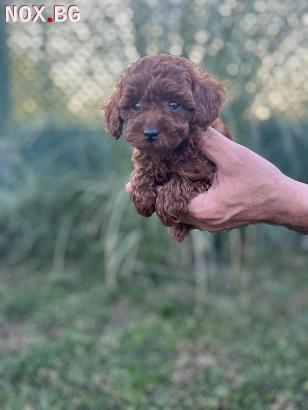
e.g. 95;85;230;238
1;0;307;279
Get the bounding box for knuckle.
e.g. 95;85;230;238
229;146;249;167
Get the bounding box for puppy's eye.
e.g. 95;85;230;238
169;101;181;110
131;102;140;111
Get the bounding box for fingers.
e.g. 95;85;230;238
125;182;162;194
179;213;221;232
199;127;243;171
125;182;132;193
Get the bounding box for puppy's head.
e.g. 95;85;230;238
102;54;225;156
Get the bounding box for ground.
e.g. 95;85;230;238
0;258;307;409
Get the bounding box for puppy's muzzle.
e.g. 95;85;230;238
143;127;159;143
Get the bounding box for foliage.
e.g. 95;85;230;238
1;1;307;276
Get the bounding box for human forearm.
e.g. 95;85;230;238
267;176;308;234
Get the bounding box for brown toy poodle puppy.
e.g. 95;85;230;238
102;54;232;241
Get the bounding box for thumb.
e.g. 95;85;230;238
199;127;239;171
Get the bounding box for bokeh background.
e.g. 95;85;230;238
0;1;307;408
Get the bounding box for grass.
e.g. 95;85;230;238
0;258;307;410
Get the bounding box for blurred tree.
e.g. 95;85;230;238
0;20;10;130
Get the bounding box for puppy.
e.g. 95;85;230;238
103;54;232;241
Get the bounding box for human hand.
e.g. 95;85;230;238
180;127;289;232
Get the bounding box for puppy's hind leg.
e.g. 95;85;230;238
170;223;192;242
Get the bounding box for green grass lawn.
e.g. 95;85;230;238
0;260;307;409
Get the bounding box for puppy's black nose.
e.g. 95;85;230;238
143;127;159;142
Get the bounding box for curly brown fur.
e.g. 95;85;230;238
102;54;232;241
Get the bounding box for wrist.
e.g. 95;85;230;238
266;175;308;231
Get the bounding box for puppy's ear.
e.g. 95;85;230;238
192;72;225;129
102;82;123;139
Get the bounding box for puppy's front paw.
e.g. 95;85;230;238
131;187;157;217
155;186;188;226
155;196;179;226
